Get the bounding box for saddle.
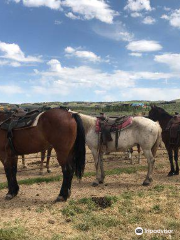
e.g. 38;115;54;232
0;109;42;155
0;109;41;131
95;116;133;149
166;115;180;145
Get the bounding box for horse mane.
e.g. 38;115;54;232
79;113;96;133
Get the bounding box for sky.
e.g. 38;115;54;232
0;0;180;103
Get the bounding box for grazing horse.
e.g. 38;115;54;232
149;105;179;176
79;114;161;186
0;111;53;174
0;108;85;201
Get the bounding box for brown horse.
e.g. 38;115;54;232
0;108;86;201
0;111;53;174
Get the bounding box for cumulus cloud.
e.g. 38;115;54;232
142;16;156;25
62;0;118;24
12;0;117;24
124;0;152;12
154;53;180;72
126;40;162;52
17;0;62;10
34;59;175;93
0;41;42;64
161;9;180;28
65;47;101;62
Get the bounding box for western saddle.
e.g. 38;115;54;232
166;115;180;145
95;115;132;149
0;106;70;155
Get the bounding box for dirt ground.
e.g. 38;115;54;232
0;148;180;240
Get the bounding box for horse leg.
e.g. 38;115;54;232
137;144;141;164
142;150;155;186
99;152;105;184
46;147;52;173
4;155;19;200
91;148;102;187
174;148;179;175
56;154;74;202
21;155;27;168
39;150;46;175
167;148;175;176
129;148;133;164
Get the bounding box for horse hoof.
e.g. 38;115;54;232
174;171;179;175
67;190;71;198
47;169;51;173
5;194;14;200
99;180;104;184
168;172;175;177
55;196;67;202
92;182;99;187
142;181;150;186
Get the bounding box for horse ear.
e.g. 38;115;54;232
150;104;154;109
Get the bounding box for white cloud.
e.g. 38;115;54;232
65;12;81;20
164;7;171;12
62;0;118;24
154;53;180;72
0;41;42;63
54;20;62;25
120;88;180;101
13;0;117;24
93;21;134;42
0;85;23;94
126;40;162;52
130;12;142;18
129;52;142;57
161;9;180;28
65;47;101;62
20;0;61;10
142;16;156;25
47;59;62;72
124;0;152;12
34;59;176;94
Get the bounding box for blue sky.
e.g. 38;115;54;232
0;0;180;103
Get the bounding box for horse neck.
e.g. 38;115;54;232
79;114;96;135
158;113;172;130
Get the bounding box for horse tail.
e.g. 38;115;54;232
73;113;86;179
152;122;162;157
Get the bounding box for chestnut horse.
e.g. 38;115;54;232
0;108;85;201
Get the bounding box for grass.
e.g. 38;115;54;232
0;165;148;190
58;185;179;239
0;226;28;240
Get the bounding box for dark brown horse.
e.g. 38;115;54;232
0;111;53;174
149;105;179;176
0;108;86;201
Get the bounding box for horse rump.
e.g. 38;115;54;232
73;113;86;179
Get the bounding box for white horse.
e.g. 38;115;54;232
79;114;162;186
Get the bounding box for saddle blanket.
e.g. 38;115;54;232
95;116;133;133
